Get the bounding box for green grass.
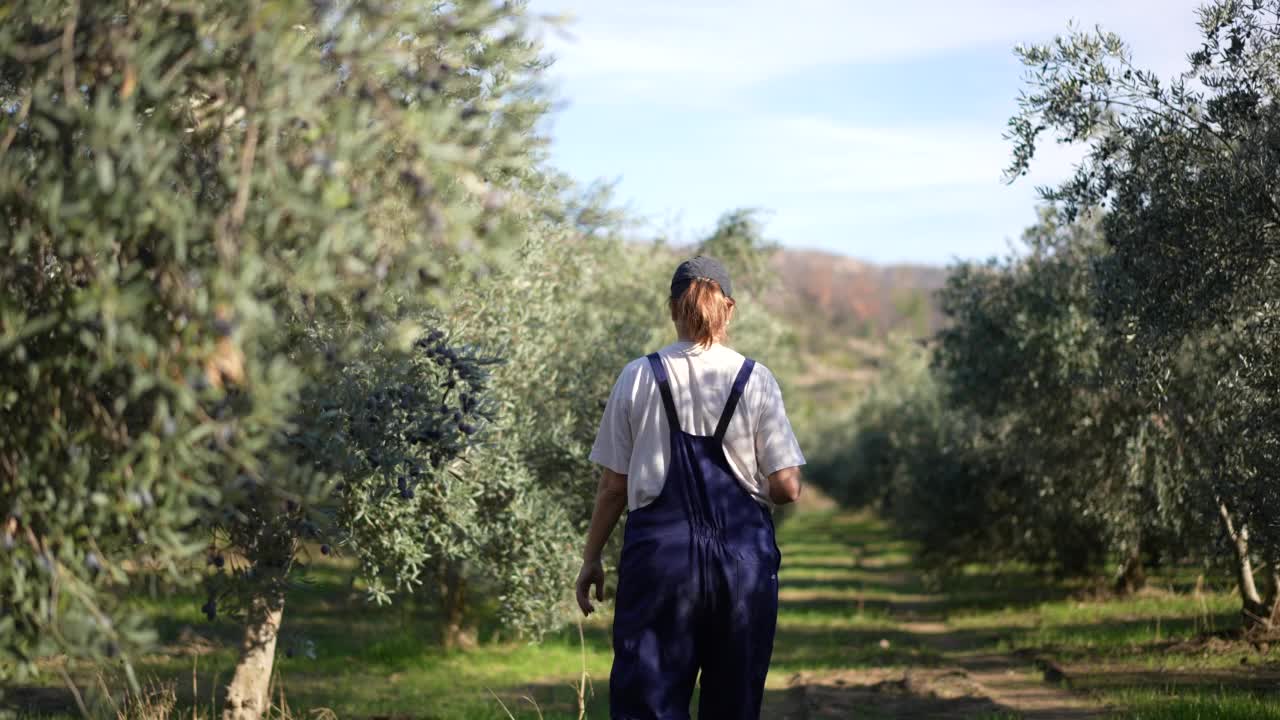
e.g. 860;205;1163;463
944;569;1254;669
768;509;942;675
1107;687;1280;719
932;548;1280;716
14;550;618;719
8;507;1280;719
11;509;922;718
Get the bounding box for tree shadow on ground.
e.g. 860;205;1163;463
1064;665;1280;694
764;678;1013;720
936;614;1254;659
496;671;1008;717
498;669;1023;720
0;686;79;718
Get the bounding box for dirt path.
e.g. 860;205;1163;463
903;618;1107;720
761;508;1111;719
766;602;1109;719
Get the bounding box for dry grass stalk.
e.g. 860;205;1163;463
576;618;592;720
116;679;177;720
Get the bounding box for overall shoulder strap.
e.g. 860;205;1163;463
645;353;681;433
714;358;756;442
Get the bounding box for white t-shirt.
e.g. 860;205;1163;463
589;341;806;510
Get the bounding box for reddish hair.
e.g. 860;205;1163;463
670;278;734;348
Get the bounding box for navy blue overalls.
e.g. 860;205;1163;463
610;353;781;720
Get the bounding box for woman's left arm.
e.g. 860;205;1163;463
575;468;628;616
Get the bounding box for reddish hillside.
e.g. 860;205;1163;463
768;249;947;341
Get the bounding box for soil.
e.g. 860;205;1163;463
761;571;1112;719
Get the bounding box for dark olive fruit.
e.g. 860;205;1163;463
320;544;331;555
211;554;225;568
400;487;415;500
399;170;431;200
397;476;408;492
286;646;295;659
459;423;477;435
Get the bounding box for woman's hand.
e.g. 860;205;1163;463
575;557;606;616
576;469;627;616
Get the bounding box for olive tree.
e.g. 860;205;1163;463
934;210;1196;585
426;192;654;647
815;211;1203;587
1007;0;1280;629
0;0;557;714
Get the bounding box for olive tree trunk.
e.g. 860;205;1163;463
1217;499;1274;633
223;583;286;720
440;560;475;650
1113;543;1146;596
1264;556;1280;630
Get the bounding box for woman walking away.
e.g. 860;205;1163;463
576;256;806;720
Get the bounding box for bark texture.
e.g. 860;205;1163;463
222;585;285;720
1263;558;1280;630
1113;544;1146;596
441;560;475;650
1217;500;1274;632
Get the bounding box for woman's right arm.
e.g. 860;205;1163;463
575;467;628;616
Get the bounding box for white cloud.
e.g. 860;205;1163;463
527;0;1209;261
745;117;1011;193
533;0;1204;104
682;113;1084;197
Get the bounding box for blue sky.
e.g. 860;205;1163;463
527;1;1206;264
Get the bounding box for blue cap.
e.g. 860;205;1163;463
670;255;732;299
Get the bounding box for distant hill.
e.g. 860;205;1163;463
768;249;947;343
761;249;948;421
